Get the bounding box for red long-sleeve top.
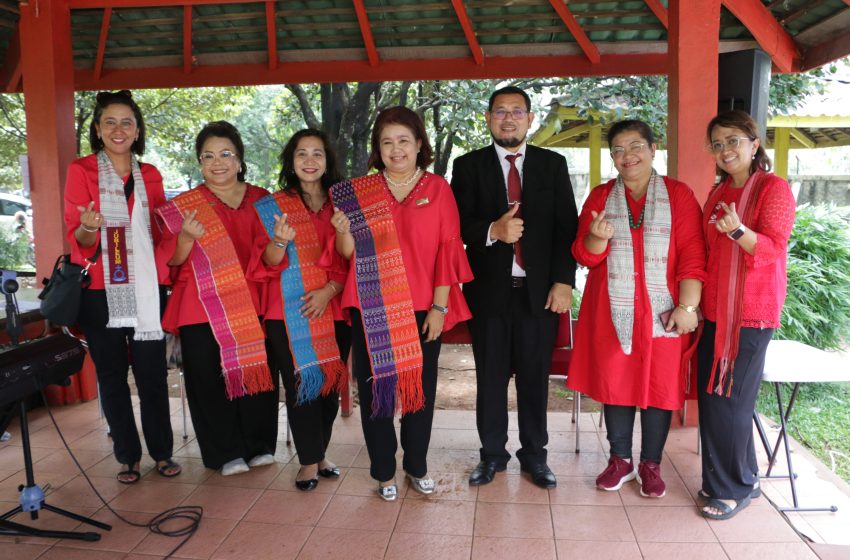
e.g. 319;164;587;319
159;183;270;332
702;172;796;328
567;177;707;410
63;154;171;289
336;172;473;332
251;198;349;322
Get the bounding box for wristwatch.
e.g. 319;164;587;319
727;224;746;241
678;304;698;313
431;304;449;314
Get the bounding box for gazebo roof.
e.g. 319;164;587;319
3;0;850;92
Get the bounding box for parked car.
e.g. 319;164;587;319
0;193;32;228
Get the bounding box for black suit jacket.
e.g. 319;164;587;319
451;144;578;319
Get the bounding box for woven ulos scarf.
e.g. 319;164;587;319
157;187;273;400
96;151;163;341
604;170;677;355
255;192;347;404
703;171;766;396
330;174;424;418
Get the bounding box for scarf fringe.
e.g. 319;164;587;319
223;363;273;400
320;360;349;396
106;318;137;329
398;364;425;416
295;364;326;405
370;373;398;419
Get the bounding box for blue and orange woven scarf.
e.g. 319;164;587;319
255;193;347;404
331;174;424;418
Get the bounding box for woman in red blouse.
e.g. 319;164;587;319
158;121;276;476
331;107;473;501
698;110;796;520
567;119;706;499
254;129;350;491
63;90;179;484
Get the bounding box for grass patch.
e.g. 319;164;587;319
756;381;850;484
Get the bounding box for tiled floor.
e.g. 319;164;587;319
0;398;849;559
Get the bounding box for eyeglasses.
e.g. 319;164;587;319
200;150;237;164
491;109;528;120
710;136;751;153
610;142;647;158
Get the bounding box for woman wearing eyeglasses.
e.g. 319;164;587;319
156;121;276;476
567;119;706;499
63;90;180;484
698;110;796;520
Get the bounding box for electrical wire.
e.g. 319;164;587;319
39;390;202;559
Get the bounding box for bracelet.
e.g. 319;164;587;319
80;224;100;233
431;303;448;315
273;240;287;249
678;303;698;313
326;283;337;294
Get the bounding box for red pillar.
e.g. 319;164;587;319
667;0;721;205
19;0;77;279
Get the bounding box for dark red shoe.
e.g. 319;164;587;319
596;456;637;491
637;460;666;498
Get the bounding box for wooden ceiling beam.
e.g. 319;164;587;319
721;0;800;72
183;5;192;74
450;0;484;65
642;0;668;29
352;0;379;66
93;7;112;80
265;0;277;70
547;0;600;63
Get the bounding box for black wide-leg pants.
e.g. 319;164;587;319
697;320;773;500
179;322;279;469
350;309;440;482
266;319;351;466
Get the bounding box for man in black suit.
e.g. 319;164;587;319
451;86;578;489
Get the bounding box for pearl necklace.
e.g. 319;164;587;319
383;167;422;189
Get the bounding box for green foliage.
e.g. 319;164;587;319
776;204;850;350
0;226;30;270
757;381;850;484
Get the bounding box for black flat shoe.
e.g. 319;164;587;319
521;462;557;489
295;478;318;491
318;466;341;478
468;460;506;486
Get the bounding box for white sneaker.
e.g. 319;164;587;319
221;458;250;476
248;454;275;467
1;431;11;442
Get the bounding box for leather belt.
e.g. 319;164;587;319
511;276;525;288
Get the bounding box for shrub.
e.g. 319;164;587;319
776;204;850;350
0;225;30;270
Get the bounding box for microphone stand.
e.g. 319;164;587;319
0;276;111;541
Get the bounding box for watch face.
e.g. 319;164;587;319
729;226;745;240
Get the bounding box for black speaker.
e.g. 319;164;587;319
718;49;771;137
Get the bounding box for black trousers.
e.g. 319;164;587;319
604;404;672;464
697;320;773;500
469;285;558;467
266;319;351;466
79;289;173;466
351;309;440;482
179;322;279;469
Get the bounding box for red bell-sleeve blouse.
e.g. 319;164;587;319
336;172;473;332
251;197;349;322
63;153;170;289
702;172;796;329
158;183;270;333
567;177;707;410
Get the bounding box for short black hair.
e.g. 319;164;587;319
194;121;248;182
606;119;657;148
89;90;146;155
278;128;343;194
488;86;531;112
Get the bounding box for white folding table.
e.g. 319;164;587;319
754;339;850;513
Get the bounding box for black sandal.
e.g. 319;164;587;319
702;495;751;520
156;459;182;478
117;467;141;484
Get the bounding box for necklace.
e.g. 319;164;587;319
383;167;421;189
625;190;646;229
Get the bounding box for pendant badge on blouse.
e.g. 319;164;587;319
416;197;430;206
